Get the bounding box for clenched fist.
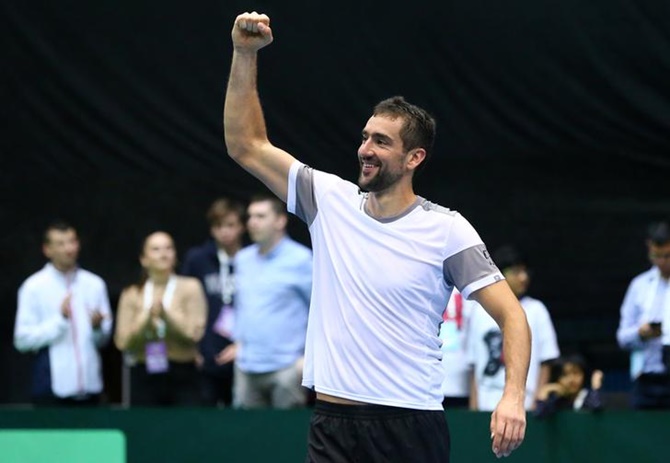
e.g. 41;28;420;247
232;11;273;52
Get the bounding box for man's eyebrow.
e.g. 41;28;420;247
362;130;393;142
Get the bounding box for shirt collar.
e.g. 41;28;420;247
45;262;78;284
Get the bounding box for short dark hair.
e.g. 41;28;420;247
249;192;286;217
550;354;589;383
647;220;670;246
492;245;527;272
373;96;436;170
206;198;246;226
43;220;76;244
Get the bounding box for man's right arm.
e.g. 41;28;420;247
224;12;297;202
616;279;648;349
14;284;68;352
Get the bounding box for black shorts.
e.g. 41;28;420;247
305;400;450;463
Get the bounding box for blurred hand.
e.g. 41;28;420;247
150;301;164;319
215;343;238;365
537;382;566;401
90;310;104;329
639;323;662;340
60;293;72;319
195;353;204;369
591;370;604;390
490;392;526;458
295;356;305;376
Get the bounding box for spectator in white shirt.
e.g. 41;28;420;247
467;245;560;411
617;220;670;409
14;220;112;406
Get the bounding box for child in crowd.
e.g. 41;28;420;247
534;354;604;418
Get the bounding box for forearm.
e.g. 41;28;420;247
583;389;604;411
92;317;113;348
617;286;644;349
468;369;478;410
224;50;268;157
533;394;558;419
472;282;531;401
14;314;68;352
617;321;644;350
115;310;151;351
535;363;551;402
163;299;206;344
501;311;531;399
163;311;195;343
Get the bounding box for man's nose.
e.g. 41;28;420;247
359;139;373;155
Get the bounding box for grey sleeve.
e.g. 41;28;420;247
294;165;319;226
443;244;504;298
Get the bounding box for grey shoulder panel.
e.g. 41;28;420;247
295;165;318;226
420;199;458;216
443;244;499;289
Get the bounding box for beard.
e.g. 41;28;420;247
357;164;403;193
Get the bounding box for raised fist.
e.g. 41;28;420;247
232;11;273;52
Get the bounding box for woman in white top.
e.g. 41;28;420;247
115;231;207;406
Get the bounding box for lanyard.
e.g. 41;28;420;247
218;251;235;305
143;275;177;338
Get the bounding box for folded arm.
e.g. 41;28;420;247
14;286;68;352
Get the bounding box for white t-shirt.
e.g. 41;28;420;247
467;295;560;411
439;289;472;398
14;264;112;398
287;162;503;410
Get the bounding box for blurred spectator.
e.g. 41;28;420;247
617;220;670;409
182;198;246;407
14;220;112;406
115;231;207;406
467;245;560;411
439;289;471;408
218;193;312;408
534;354;604;418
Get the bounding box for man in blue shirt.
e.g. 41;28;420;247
217;193;312;408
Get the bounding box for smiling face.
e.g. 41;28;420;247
357;115;411;193
140;232;176;274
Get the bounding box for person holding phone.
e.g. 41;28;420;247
617;220;670;409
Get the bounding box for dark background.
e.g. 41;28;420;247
2;0;669;403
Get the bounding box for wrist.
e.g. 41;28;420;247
233;47;259;57
502;386;526;403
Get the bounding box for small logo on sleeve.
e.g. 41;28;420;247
482;248;495;266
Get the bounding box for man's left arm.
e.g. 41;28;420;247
91;280;113;348
471;280;530;459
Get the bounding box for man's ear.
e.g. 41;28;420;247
407;148;427;171
278;213;289;230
